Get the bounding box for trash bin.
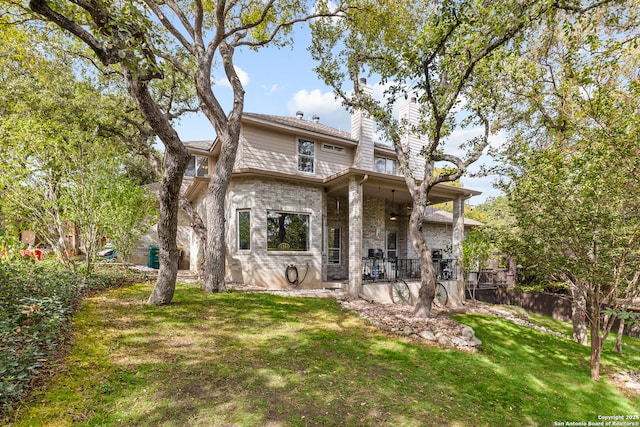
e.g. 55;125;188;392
148;245;159;269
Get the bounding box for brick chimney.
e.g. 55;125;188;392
399;97;425;180
351;78;375;171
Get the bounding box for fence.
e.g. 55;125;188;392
472;288;640;338
362;258;458;282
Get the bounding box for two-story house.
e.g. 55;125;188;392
178;80;482;305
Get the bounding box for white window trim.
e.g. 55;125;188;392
185;155;209;177
297;138;316;174
267;210;311;252
237;209;251;252
375;156;398;175
327;227;341;265
321;143;344;153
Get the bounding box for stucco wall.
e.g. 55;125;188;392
129;210;192;270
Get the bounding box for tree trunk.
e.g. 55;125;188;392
590;322;603;381
203;173;227;293
568;280;588;346
197;42;244;294
201;126;242;293
179;197;207;279
147;148;188;304
613;318;625;354
122;70;190;306
411;205;437;318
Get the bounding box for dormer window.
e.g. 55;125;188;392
297;139;315;173
185;155;209;177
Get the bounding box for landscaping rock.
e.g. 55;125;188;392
461;325;475;341
419;330;436;341
436;333;454;349
451;336;469;348
610;371;640;395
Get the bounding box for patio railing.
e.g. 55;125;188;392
362;257;458;282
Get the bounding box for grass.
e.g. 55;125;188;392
0;261;137;417
8;282;640;426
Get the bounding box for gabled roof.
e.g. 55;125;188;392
423;206;483;227
182;113;355;156
242;112;354;143
184;140;214;152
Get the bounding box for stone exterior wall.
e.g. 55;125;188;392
362;197;386;256
325;195;349;280
405;223;455;259
225;176;324;288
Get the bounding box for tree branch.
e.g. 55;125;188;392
28;0;118;65
142;0;196;55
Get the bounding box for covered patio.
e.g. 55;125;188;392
322;168;481;306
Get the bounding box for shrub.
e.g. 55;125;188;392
0;260;136;417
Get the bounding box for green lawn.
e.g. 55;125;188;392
9;282;640;426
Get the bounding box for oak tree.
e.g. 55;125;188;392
22;0;344;304
499;3;640;380
310;0;569;316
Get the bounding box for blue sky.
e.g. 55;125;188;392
174;24;503;205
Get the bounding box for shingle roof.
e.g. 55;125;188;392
424;206;483;226
243;112;354;141
183;140;214;151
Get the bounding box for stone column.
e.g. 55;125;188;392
451;195;465;305
321;190;328;282
348;176;363;296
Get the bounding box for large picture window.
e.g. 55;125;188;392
267;211;309;251
237;210;251;251
297;139;315;173
328;227;340;264
185;155;209;177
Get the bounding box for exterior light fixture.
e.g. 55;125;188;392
390;189;398;221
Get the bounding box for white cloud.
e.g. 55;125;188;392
216;66;250;88
263;83;279;95
287;89;350;130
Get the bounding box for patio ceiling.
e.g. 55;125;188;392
323;168;481;206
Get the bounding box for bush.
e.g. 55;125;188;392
514;281;569;294
0;260;136;417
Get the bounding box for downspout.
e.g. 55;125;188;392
359;174;369;185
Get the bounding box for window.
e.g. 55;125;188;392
185;155;209;177
375;157;397;175
237;210;251;251
267;211;309;251
298;139;315;173
322;144;344;153
386;231;397;259
328;227;341;264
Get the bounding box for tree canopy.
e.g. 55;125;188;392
0;32;157;271
15;0;346;304
497;2;640;380
310;0;587;316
